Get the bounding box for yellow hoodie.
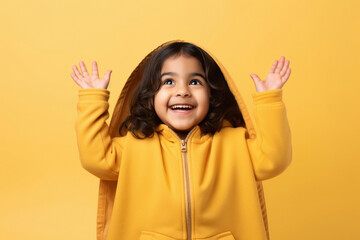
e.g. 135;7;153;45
75;40;292;240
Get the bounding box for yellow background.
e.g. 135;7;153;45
1;0;359;239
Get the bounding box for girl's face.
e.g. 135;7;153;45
154;54;210;135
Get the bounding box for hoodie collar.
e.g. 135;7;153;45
107;39;257;141
155;124;210;144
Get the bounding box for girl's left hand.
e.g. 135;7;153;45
250;56;291;92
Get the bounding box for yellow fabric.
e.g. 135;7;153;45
75;40;292;240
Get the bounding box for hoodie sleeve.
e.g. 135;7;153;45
246;88;292;181
74;88;123;180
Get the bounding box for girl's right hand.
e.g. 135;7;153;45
71;61;112;89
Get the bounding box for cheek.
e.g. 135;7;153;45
154;92;167;108
153;95;160;114
198;92;210;116
154;91;169;118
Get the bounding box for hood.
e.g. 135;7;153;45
108;39;257;140
98;39;268;240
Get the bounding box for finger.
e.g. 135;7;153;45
282;68;291;83
72;65;83;79
92;61;99;78
70;72;79;82
70;73;82;87
280;60;290;76
269;60;278;74
275;56;285;73
79;61;89;76
103;70;112;82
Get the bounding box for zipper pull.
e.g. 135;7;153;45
181;140;187;152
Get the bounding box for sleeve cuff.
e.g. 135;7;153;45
78;88;110;102
252;88;282;104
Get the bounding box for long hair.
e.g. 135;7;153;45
119;42;245;138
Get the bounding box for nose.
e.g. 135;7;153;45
175;84;191;97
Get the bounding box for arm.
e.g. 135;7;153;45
71;61;121;180
75;88;123;180
247;56;292;180
247;89;292;181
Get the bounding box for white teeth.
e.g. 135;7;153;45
170;105;193;110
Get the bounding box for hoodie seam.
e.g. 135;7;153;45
99;183;108;240
100;132;120;175
254;104;265;176
99;107;120;176
188;142;196;239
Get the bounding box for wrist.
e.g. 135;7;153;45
252;89;282;104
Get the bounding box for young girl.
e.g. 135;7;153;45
71;40;292;240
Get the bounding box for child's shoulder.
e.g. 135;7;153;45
216;124;247;137
112;130;158;144
219;120;247;132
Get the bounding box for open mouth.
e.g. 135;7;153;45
169;104;194;111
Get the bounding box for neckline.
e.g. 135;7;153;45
155;124;210;143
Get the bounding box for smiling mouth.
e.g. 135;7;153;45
169;104;194;110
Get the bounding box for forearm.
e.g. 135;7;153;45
247;89;292;181
75;88;121;180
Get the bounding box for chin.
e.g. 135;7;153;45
174;125;194;131
171;128;189;132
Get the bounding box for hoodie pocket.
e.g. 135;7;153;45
196;231;235;240
139;231;178;240
139;230;235;240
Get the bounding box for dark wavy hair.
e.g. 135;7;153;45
119;42;245;138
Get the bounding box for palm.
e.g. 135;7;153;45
250;56;291;92
70;61;112;89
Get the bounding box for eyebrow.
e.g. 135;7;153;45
160;72;206;80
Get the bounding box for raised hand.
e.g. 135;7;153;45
71;61;112;89
250;56;291;92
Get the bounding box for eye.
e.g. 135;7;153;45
190;79;202;85
163;79;174;85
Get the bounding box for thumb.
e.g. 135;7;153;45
250;74;261;84
103;70;112;82
250;73;262;86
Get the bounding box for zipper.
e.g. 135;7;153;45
181;139;192;240
168;128;196;240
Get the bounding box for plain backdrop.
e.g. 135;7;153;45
1;0;359;239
